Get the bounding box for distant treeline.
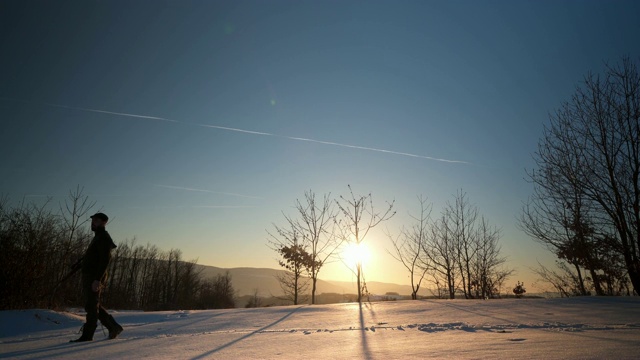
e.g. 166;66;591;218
0;190;234;311
103;240;235;311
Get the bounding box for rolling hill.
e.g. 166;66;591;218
194;264;427;299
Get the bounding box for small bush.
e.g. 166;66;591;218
513;281;526;298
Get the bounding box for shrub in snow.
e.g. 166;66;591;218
513;281;526;298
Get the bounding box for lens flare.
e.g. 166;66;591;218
223;23;235;35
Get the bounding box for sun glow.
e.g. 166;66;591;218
343;242;371;267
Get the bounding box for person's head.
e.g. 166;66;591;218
90;213;109;231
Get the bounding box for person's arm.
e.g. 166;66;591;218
94;236;112;282
90;235;113;292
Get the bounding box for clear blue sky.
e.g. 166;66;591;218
2;0;639;291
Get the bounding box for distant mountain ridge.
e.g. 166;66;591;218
194;264;429;297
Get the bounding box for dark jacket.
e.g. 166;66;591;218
81;228;117;282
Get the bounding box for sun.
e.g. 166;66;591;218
343;242;371;267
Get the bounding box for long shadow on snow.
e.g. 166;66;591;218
358;302;373;360
190;306;304;359
0;311;229;359
151;311;230;335
0;333;126;360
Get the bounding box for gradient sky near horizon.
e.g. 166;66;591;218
2;1;639;292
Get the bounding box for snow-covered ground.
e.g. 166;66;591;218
2;297;639;359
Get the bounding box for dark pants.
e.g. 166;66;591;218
81;275;111;329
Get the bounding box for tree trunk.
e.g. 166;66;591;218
356;264;362;303
311;277;317;305
628;268;640;296
447;269;455;299
573;262;587;295
294;270;298;305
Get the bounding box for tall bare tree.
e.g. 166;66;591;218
52;187;95;307
522;57;640;294
423;191;511;299
0;197;60;309
520;167;596;295
59;185;95;246
272;232;312;305
473;216;512;298
423;213;458;299
447;190;479;299
336;185;395;303
275;191;340;304
387;196;431;299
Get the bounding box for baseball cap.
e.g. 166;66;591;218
90;212;109;222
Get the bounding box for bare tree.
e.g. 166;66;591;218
335;185;395;303
197;272;235;309
245;288;263;308
447;190;479;299
275;236;312;305
422;191;511;299
473;217;513;298
522;56;640;294
519;170;601;295
0;197;60;309
532;261;585;298
269;224;314;305
275;191;340;304
59;185;95;246
387;196;431;299
50;187;95;308
423;213;458;299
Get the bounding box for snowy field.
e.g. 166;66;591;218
1;297;639;359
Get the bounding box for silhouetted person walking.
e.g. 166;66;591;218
71;212;123;342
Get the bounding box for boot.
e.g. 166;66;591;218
105;315;123;339
99;311;123;340
70;323;97;343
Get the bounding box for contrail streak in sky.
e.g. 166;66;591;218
42;102;179;123
7;99;470;164
284;136;466;163
197;124;273;136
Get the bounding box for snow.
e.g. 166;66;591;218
1;297;640;359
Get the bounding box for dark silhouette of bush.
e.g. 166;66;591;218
513;281;526;298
